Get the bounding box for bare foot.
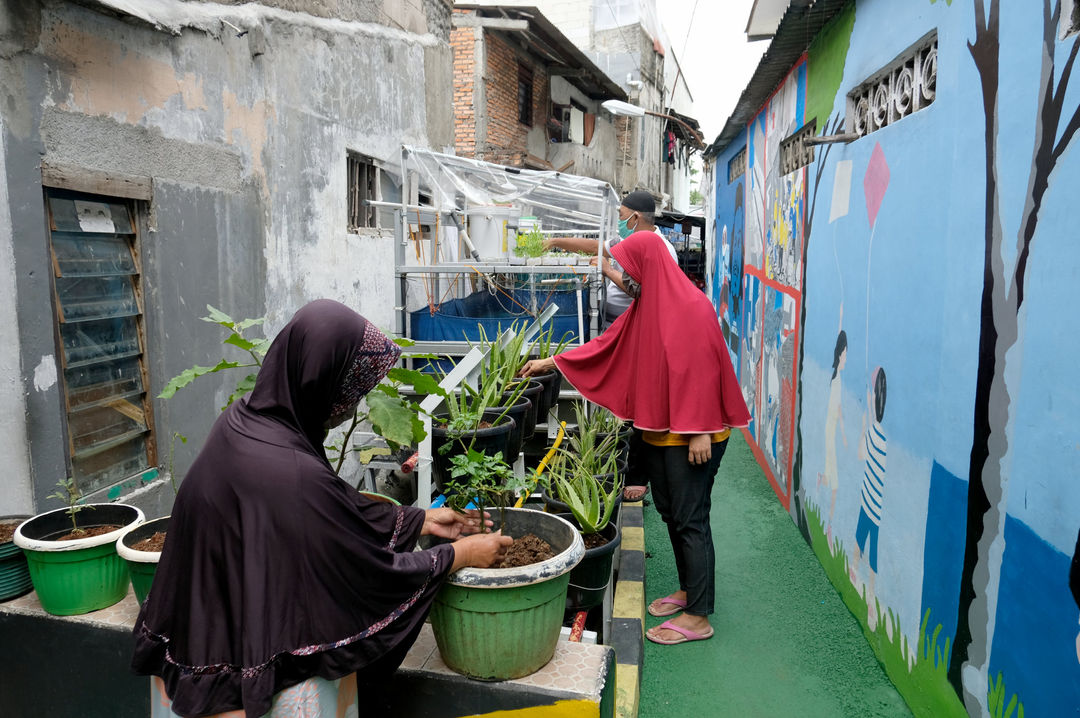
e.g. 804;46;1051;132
623;485;648;501
647;612;712;643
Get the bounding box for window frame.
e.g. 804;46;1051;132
43;187;158;496
517;63;534;127
347;151;382;232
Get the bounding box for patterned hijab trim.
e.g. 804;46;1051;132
329;324;402;418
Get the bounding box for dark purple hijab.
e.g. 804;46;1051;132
132;300;455;717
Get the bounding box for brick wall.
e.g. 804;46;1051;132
451;20;476;157
480;31;548;166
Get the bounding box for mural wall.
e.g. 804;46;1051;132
709;1;1080;716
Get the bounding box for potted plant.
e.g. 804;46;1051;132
14;478;144;615
0;515;32;601
473;324;542;449
530;325;572;422
430;448;584;680
544;449;623;612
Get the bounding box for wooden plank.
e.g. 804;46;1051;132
41;162;153;201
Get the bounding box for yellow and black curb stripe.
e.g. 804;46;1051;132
612;499;646;718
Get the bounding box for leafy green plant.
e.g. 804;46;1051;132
47;477;93;537
535;324;573;360
443;448;529;532
565;401;623;476
159;305;270;409
327;350;446;473
513;226;547;258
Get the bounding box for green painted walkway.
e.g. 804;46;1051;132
639;432;912;717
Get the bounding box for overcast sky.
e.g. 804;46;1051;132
657;0;769;143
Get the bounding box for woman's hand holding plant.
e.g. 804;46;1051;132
450;530;514;571
422;508;491;539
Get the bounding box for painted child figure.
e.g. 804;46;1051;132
851;367;887;630
818;320;848;546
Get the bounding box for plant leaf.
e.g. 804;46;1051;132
201;305;235;328
224;373;258;409
387;367;446;397
366;391;420;447
235;317;266;332
355;446;392;464
158;359;240;399
224;333;258;352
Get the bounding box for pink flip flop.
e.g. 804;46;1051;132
647;594;688;617
623;485;649;501
647;620;714;645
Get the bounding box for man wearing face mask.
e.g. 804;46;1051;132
544;190;678;328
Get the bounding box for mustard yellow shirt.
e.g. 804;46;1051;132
641;429;731;447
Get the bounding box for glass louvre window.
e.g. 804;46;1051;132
45;190;154;494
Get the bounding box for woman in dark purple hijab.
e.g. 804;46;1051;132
133;300;511;718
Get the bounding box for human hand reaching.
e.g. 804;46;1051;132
451;530;514;571
422;508;492;539
518;357;556;377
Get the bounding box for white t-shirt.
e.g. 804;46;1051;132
602;230;679;318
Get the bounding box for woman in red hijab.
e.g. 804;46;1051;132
134;300;511;717
521;231;749;646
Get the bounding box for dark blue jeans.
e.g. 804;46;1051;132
642;438;729;616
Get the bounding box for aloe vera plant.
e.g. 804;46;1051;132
545;449;621;534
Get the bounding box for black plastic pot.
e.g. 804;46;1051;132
502;379;543;438
555;514;621;611
0;515;32;601
432;413;515;488
483;396;530;464
531;369;562;423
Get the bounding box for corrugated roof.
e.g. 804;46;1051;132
705;0;852;158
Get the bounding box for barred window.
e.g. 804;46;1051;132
728;146;747;184
847;32;937;139
517;64;533;126
45;189;155;494
347;152;379;231
779;119;818;176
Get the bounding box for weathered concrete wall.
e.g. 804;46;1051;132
0;0;453;512
0;119;33;518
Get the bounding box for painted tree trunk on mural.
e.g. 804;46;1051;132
792;115;845;540
950;1;1080;712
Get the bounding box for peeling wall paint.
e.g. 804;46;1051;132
2;0;454;512
31;355;56;392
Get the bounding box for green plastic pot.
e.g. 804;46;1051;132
429;508;584;680
14;504;144;616
116;515;169;604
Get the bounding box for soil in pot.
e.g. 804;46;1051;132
0;521;18;544
495;534;554;568
55;525;121;542
582;532;611;550
132;531;167;553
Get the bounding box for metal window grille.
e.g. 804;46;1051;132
517;64;533;126
847;33;937;139
779;119;818;176
347;152;379;231
45;189;155;495
728;146;747;184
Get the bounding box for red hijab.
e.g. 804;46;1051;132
555;231;750;434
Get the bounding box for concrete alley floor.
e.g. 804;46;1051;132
639;431;913;717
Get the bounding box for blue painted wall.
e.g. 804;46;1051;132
707;0;1080;714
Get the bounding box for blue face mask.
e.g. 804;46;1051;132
618;215;636;239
